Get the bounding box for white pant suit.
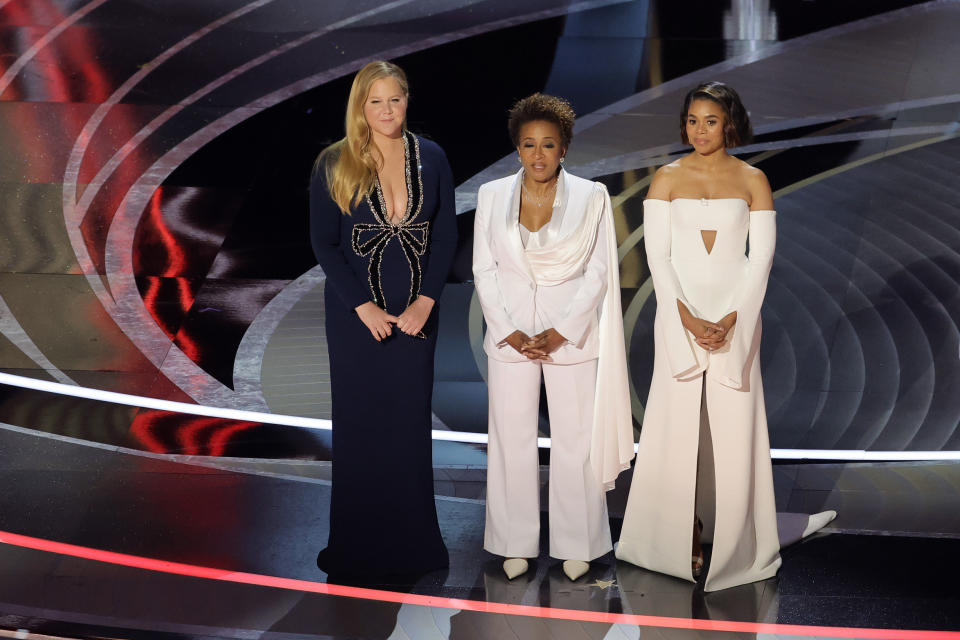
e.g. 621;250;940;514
485;357;606;559
473;170;634;561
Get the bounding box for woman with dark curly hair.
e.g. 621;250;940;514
616;82;833;591
473;93;634;581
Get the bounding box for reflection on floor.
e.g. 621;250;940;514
2;423;960;638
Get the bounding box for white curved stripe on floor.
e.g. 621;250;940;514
2;371;959;461
0;0;112;95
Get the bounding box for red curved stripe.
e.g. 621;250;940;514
0;530;956;639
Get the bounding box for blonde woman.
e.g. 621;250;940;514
310;60;456;579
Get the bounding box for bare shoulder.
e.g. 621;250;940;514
736;160;767;183
647;160;682;200
658;159;684;177
737;161;774;210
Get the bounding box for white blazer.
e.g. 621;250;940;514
473;169;611;365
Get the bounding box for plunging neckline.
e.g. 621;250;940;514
374;135;412;226
365;131;424;229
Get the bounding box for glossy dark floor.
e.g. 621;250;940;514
3;424;960;639
1;0;959;638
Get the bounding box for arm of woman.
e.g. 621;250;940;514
472;183;524;350
309;166;372;310
310;166;396;341
397;143;458;335
717;168;776;389
643;168;710;378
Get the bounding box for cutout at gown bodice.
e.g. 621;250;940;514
668;198;750;321
615;196;781;592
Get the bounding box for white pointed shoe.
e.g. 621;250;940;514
503;558;529;580
803;510;838;538
562;560;589;581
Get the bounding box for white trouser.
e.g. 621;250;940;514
484;357;612;561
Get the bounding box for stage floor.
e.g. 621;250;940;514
1;0;959;638
3;423;960;639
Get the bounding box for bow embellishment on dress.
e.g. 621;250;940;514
350;130;428;338
351;220;430;310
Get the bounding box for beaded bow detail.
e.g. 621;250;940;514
352;131;429;312
352;220;429;310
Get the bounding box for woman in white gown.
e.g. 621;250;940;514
615;82;832;592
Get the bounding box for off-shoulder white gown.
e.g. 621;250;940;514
615;198;781;592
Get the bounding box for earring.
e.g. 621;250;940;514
560;157;565;164
517;156;522;163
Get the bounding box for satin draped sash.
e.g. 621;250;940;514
524;186;635;490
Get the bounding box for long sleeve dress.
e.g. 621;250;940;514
616;197;780;592
309;131;457;578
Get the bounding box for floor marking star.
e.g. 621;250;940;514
589;579;616;590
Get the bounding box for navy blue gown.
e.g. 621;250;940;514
309;132;456;578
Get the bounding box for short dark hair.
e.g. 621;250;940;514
680;82;753;148
507;93;575;148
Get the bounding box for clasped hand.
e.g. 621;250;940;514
505;328;567;361
355;296;434;341
684;311;737;351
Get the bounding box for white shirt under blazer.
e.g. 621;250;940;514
473;168;634;490
474;169;607;364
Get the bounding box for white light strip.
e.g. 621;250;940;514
768;448;960;461
0;372;332;430
2;372;959;462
